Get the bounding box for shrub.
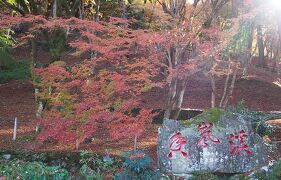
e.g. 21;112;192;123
0;50;31;83
78;150;122;179
0;29;14;50
254;159;281;180
190;172;250;180
40;28;68;62
114;149;160;180
225;101;277;137
79;150;120;172
79;164;103;180
0;160;70;179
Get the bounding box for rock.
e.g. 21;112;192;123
158;114;269;175
103;154;112;162
2;154;11;160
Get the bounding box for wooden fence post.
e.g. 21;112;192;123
12;117;17;141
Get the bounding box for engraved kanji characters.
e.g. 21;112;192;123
168;132;188;158
196;122;220;148
229;130;252;156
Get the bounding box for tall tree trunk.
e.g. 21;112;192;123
257;25;265;67
52;0;57;18
210;74;216;108
204;0;230;27
79;0;85;19
222;67;237;108
35;89;43;133
219;63;231;108
27;0;38;15
170;75;188;119
164;44;189;120
118;0;127;19
277;17;281;75
164;76;178;119
231;0;238;17
17;0;29;13
273;41;280;75
31;38;42;133
243;23;254;76
278;13;281;50
94;0;100;22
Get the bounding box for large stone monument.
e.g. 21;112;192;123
158;112;269;176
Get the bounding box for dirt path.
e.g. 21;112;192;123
145;75;281;111
0;80;35;121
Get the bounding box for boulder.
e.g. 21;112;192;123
2;154;11;160
158;114;269;176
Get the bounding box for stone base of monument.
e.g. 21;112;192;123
158;113;269;176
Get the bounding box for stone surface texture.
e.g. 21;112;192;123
158;115;269;175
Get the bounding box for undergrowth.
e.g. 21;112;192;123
254;158;281;180
114;149;160;180
225;101;278;137
0;50;31;83
0;160;70;179
181;101;279;137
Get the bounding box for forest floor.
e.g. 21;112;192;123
0;71;281;164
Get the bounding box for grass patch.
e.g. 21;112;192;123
181;108;223;126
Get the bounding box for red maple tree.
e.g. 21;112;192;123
0;15;165;149
0;0;255;150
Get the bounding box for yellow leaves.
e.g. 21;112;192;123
51;60;67;67
86;79;92;86
113;98;123;111
141;82;153;91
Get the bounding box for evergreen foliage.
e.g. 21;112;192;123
114;149;160;180
0;160;70;179
0;50;31;83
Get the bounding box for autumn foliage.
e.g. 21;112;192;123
0;0;258;149
20;17;166;146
